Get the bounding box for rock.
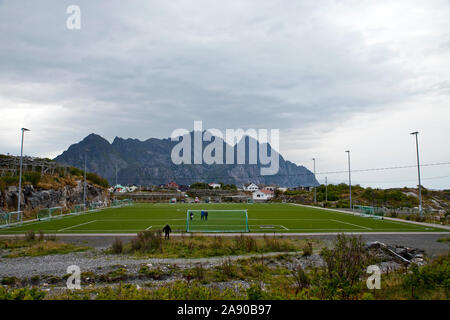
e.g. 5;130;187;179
365;241;386;249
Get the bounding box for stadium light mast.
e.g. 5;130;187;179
325;176;328;203
410;131;423;216
345;150;352;210
312;158;316;203
84;150;87;210
17;128;30;214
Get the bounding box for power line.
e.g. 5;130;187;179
159;161;450;182
315;162;450;176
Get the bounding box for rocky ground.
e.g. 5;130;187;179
0;233;447;294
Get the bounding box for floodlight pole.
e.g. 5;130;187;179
410;132;423;216
346;150;352;210
325;176;328;203
312;158;316;203
84;151;87;210
17;128;30;214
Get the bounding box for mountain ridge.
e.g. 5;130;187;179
54;133;319;188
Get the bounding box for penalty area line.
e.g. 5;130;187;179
280;225;289;230
145;225;153;231
58;220;98;232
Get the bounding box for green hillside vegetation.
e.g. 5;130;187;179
0;155;109;191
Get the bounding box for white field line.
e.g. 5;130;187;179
288;203;450;231
94;219;186;221
280;225;289;230
145;225;153;231
330;219;372;230
58;220;98;232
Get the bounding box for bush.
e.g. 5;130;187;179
0;287;46;300
131;230;163;253
302;241;313;257
247;283;263;300
23;172;41;186
317;234;371;299
111;238;123;254
25;230;36;242
291;265;310;293
402;253;450;299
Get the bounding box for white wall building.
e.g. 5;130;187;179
252;189;273;201
244;183;259;192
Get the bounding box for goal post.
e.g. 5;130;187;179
37;207;63;221
186;209;249;233
354;205;384;220
0;211;23;228
71;204;86;215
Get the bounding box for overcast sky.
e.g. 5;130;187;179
0;0;449;189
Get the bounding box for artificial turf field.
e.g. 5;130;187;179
0;203;447;234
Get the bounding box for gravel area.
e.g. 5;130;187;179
0;233;448;281
0;249;300;279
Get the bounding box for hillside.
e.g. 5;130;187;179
276;183;450;223
0;155;109;218
54;133;319;188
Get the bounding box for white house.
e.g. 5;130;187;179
208;183;221;189
126;185;138;192
252;189;274;201
244;183;259;192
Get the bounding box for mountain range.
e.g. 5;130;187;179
54;133;319;188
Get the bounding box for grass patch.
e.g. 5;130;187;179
437;237;450;244
110;231;318;258
0;237;90;258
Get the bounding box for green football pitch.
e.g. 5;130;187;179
0;203;447;234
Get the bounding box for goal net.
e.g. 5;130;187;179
186;209;249;233
354;205;384;220
71;204;86;215
0;211;23;228
37;207;63;221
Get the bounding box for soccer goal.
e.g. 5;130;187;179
37;207;63;221
354;205;384;220
71;204;86;215
186;209;249;233
0;211;23;228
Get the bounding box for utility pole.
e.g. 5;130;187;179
410;132;423;216
345;150;352;210
325;176;328;203
312;158;316;204
17;128;30;214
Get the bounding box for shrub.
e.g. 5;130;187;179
111;238;123;254
1;277;18;286
24;172;41;186
0;287;46;300
302;241;313;257
247;283;263;300
25;230;36;242
131;230;163;253
317;234;371;299
291;265;310;293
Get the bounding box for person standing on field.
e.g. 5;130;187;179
162;224;172;240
